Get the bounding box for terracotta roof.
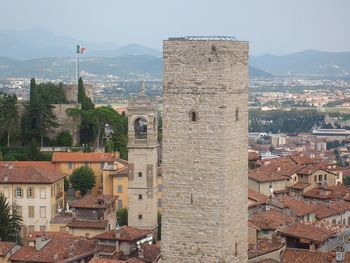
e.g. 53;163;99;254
111;166;128;177
0;241;16;256
0;161;58;172
297;162;334;175
248;189;269;207
248;170;287;183
70;194;117;209
274;196;318;217
27;231;71;242
0;166;66;184
142;243;161;263
93;226;151;242
316;200;350;219
67;219;108;229
289;155;318;165
249;151;260;161
52;152;116;163
278;222;338;244
281;248;333;263
10;236;96;263
303;184;350;200
288;182;310;190
50;213;73;224
259;156;305;177
248;238;284;259
250;209;295;230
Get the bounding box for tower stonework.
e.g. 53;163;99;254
127;84;158;235
162;37;249;262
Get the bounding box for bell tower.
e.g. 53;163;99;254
127;81;158;235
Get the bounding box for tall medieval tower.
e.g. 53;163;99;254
127;82;158;236
162;37;249;262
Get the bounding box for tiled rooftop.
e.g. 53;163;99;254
0;241;16;256
250;209;295;230
0;165;66;184
281;248;334;263
70;194;117;209
93;226;151;242
52;152;117;163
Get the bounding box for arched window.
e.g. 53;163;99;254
190;110;198;122
134;117;148;139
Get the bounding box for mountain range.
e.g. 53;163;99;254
0;28;350;78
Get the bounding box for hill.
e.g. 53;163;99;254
250;50;350;77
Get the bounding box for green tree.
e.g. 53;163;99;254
116;207;128;227
0;93;19;147
344;177;350;186
0;193;22;243
78;77;94;111
69;166;96;196
56;131;73;147
64;177;70;192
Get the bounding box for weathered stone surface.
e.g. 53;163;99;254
162;39;249;262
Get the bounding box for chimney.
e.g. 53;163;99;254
36;237;50;251
113;161;118;171
53;254;59;262
8;164;14;170
3;176;8;182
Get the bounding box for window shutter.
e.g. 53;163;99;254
27;188;29;198
14;188;16;197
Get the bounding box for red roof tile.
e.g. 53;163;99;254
288;182;310;190
303;184;350;200
281;248;333;263
249;170;287;183
316;200;350;219
0;241;16;256
93;226;151;242
70;194;117;209
250;209;295;230
248;189;269;207
67;219;108;229
278;222;338;244
274;196;318;217
0;161;58;172
0;166;66;184
10;236;96;262
52;152;116;163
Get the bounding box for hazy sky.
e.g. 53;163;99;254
1;0;349;55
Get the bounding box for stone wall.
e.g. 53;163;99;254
162;38;249;262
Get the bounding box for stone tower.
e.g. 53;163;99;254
162;37;249;262
127;81;158;236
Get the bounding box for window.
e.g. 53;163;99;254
332;219;336;224
158;199;162;208
324;174;327;181
190;111;197;122
234;243;238;257
27;187;34;198
40;188;46;199
15;187;23;198
138;214;143;220
138;194;143;200
84;162;89;167
68;162;73;169
118;200;123;209
235;107;239;121
28;206;35;218
40;226;46;232
138;172;142;177
40;206;46;218
158;184;163;192
28;226;35;233
343;218;346;225
117;185;123;193
101;163;105;169
262;229;269;234
319;174;322;181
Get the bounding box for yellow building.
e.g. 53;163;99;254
52;152;119;194
0;163;65;235
103;160;129;209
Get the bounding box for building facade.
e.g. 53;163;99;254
162;37;249;262
127;82;159;236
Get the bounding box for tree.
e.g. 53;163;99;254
64;177;70;192
78;77;94;111
69;166;96;196
0;193;22;243
56;131;73;146
0;93;19;147
116;207;128;227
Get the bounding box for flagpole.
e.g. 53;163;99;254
76;48;79;85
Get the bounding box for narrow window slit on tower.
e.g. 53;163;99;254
191;111;197;122
235;107;239;121
191;194;193;204
235;243;238;256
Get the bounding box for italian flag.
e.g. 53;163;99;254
76;45;86;54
